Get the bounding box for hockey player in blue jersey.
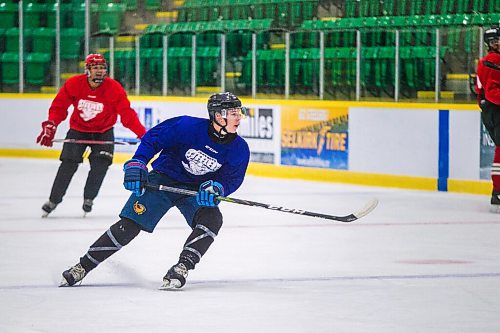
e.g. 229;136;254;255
60;92;250;289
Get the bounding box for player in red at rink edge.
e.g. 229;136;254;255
476;27;500;213
36;53;146;217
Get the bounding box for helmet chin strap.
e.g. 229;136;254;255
213;114;228;138
214;119;229;139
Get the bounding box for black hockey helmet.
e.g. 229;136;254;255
484;27;500;45
207;92;244;120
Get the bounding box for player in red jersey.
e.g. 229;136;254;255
36;53;146;217
476;27;500;213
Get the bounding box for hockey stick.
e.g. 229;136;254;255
145;184;378;222
484;60;500;71
52;139;140;145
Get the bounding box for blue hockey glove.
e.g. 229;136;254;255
123;159;148;197
196;180;224;207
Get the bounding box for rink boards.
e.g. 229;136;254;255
0;94;490;195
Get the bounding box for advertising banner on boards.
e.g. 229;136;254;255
281;106;348;169
114;102;281;164
237;106;279;164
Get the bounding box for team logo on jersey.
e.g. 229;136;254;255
182;149;221;175
133;201;146;215
77;99;104;121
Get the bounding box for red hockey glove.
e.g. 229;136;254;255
36;120;57;147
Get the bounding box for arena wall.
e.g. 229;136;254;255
0;94;489;195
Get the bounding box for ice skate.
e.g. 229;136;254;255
60;263;87;287
490;193;500;213
82;199;93;217
159;263;188;290
41;201;57;218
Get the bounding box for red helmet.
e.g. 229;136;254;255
85;53;107;70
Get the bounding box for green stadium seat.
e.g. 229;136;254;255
0;3;18;29
60;28;84;59
47;3;72;28
382;0;394;15
141;24;165;48
425;0;438;14
376;47;396;95
251;2;264;19
196;46;220;86
289;1;302;27
23;3;46;29
275;2;288;27
32;28;55;55
5;28;32;53
400;47;416;92
114;49;136;89
290;47;319;91
97;3;126;33
71;2;86;29
303;0;316;19
145;0;161;11
372;0;382;16
410;0;423;15
25;52;51;85
1;52;19;84
470;13;486;25
177;8;187;22
454;0;468;13
359;0;369;17
232;0;251;20
361;47;378;95
0;28;5;53
345;0;358;17
139;48;162;92
335;47;356;95
263;2;275;21
441;0;456;14
472;0;485;12
122;0;138;11
487;13;500;25
208;6;220;20
396;0;409;16
167;47;192;89
417;15;439;45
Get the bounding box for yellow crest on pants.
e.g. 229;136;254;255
133;201;146;215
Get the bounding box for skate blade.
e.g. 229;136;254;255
59;277;70;287
41;212;50;218
159;279;182;290
490;205;500;214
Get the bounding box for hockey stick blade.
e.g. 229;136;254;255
52;139;140;145
145;184;378;223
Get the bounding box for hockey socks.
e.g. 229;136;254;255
179;208;223;270
79;218;141;272
492;146;500;192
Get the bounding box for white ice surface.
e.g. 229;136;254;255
0;158;499;333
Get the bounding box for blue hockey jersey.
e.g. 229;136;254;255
132;116;250;196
